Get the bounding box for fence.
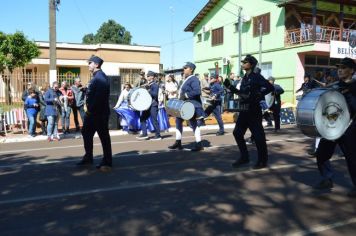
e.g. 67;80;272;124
0;72;91;107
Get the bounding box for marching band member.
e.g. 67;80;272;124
77;56;112;172
266;76;284;132
203;73;225;136
136;71;162;140
223;55;274;169
114;83;140;133
314;57;356;198
168;62;204;151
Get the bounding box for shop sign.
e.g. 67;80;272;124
330;40;356;59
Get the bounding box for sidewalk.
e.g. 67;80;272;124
0;123;237;144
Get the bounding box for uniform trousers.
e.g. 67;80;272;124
316;120;356;186
204;102;224;133
140;105;160;137
82;113;112;165
233;108;268;164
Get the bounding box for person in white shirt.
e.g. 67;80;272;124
165;74;178;100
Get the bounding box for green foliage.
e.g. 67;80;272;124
82;19;132;45
0;31;40;73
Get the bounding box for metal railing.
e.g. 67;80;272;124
285;26;355;46
0;72;91;106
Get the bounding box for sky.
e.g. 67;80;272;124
0;0;208;70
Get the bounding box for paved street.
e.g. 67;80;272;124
0;125;355;235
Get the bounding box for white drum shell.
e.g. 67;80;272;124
166;99;195;120
128;88;152;111
296;89;350;140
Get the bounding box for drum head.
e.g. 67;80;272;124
180;102;195;120
265;92;274;108
129;88;152;111
314;90;350;140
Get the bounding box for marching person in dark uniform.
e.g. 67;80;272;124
204;73;225;136
223;55;274;169
314;57;356;197
168;62;205;151
77;56;112;172
265;76;284;132
136;70;162;140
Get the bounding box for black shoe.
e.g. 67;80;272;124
75;127;80;132
96;163;112;172
136;134;149;140
246;137;254;145
231;157;250;168
307;150;317;157
253;162;268;169
151;135;162;141
76;157;93;166
168;140;183;150
313;179;333;190
191;142;203;152
216;131;225;136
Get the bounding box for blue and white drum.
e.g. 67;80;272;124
128;88;152;111
166;99;195;120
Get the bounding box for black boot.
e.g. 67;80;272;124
168;140;183;150
191;142;203;152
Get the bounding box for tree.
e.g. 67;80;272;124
0;31;40;73
82;19;132;45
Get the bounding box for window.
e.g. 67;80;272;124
212;27;224;46
120;68;142;86
197;33;202;42
253;13;270;37
260;62;272;79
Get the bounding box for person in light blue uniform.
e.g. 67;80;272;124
168;62;204;151
204;73;225;135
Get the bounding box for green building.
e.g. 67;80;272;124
184;0;356;104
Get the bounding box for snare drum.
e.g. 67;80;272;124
127;88;152;111
166;99;195;120
296;88;350;140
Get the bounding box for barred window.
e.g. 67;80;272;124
212;27;224;46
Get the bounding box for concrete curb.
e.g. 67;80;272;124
0;124;237;144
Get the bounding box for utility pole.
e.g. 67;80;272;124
258;19;263;68
237;6;242;76
49;0;59;85
169;6;175;70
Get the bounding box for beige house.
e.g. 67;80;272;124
0;42;161;104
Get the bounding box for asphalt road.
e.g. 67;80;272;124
0;125;355;236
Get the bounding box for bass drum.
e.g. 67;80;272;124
127;88;152;111
166;98;195;120
296;88;350;140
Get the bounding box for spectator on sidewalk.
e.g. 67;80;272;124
71;78;86;132
24;88;40;137
38;83;49;135
44;81;62;141
59;81;74;134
